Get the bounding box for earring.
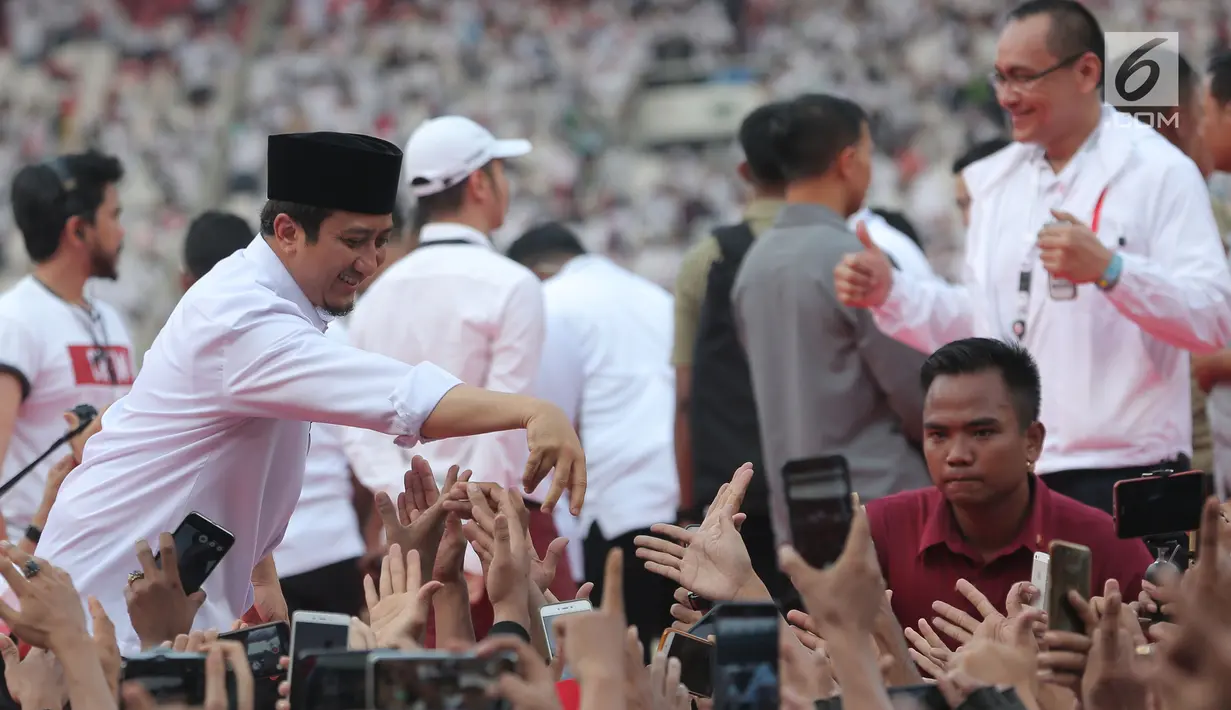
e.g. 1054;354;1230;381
1026;460;1036;473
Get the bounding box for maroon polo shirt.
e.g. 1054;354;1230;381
867;475;1153;646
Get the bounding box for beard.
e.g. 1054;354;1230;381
323;299;355;318
89;244;119;280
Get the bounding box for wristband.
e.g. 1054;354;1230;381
23;525;40;544
1096;252;1123;291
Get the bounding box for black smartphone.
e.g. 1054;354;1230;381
1113;471;1213;539
711;601;779;710
368;650;516;710
662;630;714;698
1046;541;1092;634
779;456;854;569
121;651;235;707
154;511;235;594
218;621;290;681
290;650;369;710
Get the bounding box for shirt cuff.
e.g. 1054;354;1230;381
389;362;463;448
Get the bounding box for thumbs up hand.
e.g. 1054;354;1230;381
835;221;894;308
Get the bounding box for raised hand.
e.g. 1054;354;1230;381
0;542;89;651
522;402;586;515
125;533;208;649
363;544;443;648
634;464;759;602
376;457;460;581
834;221;894;308
778;495;885;638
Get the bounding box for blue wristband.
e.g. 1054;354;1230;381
1097;252;1123;291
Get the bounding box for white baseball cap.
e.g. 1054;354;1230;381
402;116;532;197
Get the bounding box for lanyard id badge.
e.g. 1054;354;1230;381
1012;186;1110;342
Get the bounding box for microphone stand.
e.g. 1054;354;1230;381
0;405;98;500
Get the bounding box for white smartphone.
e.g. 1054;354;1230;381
1031;551;1050;611
289;610;351;682
539;600;593;662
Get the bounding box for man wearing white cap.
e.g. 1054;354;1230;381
345;117;576;638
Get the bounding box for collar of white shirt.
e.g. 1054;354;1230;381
418;222;493;249
245;234;334;330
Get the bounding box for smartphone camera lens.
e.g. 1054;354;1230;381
197;534;209;544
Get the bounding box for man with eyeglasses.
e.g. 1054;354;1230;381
834;0;1231;513
0;152;134;547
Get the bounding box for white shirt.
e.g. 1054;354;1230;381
13;237;461;653
848;208;935;279
871;105;1231;474
0;277;135;541
345;223;546;576
272;319;366;578
344;223;546;498
535;255;678;540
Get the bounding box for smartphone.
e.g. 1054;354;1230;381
1113;470;1213;539
1046;541;1092;633
1030;551;1050;611
289;649;368;710
539;599;593;662
121;651;234;705
218;621;289;680
711;602;779;710
290;611;351;684
777;456;854;569
888;684;949;710
368;649;516;710
153;511;235;594
660;630;714;698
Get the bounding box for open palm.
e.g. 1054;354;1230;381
634;464;755;601
364;545;442;648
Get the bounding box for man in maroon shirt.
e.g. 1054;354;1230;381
866;337;1154;646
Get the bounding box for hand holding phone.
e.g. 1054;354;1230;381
1046;541;1091;633
152;512;235;595
659;630;714;698
777;456;854;569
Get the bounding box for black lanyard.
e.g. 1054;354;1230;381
33;278;119;385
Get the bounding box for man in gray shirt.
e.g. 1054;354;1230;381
733;94;929;534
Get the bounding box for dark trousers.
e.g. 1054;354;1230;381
1045;456;1192;567
1043;455;1191;515
280;556;366;617
584;522;676;660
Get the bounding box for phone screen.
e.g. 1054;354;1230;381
374;654;514;710
154;512;234;594
712;603;779;710
1115;473;1212;538
219;622;289;680
123;653;208;704
1046;542;1091;633
292;621;350;659
664;633;714;698
291;651;367;710
782;457;853;569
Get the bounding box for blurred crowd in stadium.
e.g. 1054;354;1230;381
1;0;1230;356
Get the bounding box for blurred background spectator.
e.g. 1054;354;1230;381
0;0;1229;359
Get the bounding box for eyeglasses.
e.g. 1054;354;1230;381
988;52;1087;92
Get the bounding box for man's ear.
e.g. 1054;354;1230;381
1025;420;1046;464
736;161;753;185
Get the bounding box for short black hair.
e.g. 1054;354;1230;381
1007;0;1105;69
259;200;332;243
1209;51;1231;106
768;94;868;182
11;151;124;262
414;162;495;225
184;211;254;280
920;337;1042;429
869;208;923;249
506;222;586;267
738;102;788;187
952;138;1012;174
